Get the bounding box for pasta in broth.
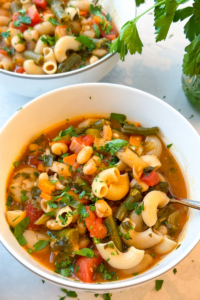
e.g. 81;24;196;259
0;0;118;74
6;113;188;283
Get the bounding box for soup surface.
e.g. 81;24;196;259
0;0;118;74
6;114;188;283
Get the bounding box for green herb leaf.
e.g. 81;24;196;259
167;143;173;148
75;35;96;49
155;279;164;291
46;201;57;208
67;291;77;298
33;240;49;252
104;139;128;155
20;190;29;203
41;35;58;46
95;294;99;298
143;166;155;176
182;35;200;77
93;24;100;38
13;160;21;168
44;211;55;217
90;4;103;19
75;248;95;258
173;268;177;274
103;294;112;300
120;20;143;54
48;17;59;25
17;234;28;246
6;196;13;207
173;6;194;22
110;113;126;123
14;217;30;239
135;202;144;215
1;31;10;38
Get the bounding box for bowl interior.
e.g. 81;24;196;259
1;83;200;292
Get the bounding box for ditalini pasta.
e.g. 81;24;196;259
0;1;118;74
5;112;188;283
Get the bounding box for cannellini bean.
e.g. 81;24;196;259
92;49;108;57
79;234;90;249
46;219;63;230
49;161;71;177
102;125;112;141
82;25;90;31
11;35;25;52
22;179;34;191
24;29;39;42
38;172;49;181
51;143;68;156
77;146;93;164
89;55;99;64
91;155;101;166
83;159;97;175
29;143;39;155
95;200;112;218
83;29;95;38
78;220;87;234
157;225;168;235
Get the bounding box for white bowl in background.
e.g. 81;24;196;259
0;0;135;98
0;83;200;293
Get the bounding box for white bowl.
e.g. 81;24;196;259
1;83;200;293
0;0;135;98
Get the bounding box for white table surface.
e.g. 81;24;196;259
1;1;200;299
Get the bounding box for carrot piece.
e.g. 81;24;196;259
134;122;140;127
93;16;101;24
67;190;79;200
129;135;143;150
37;163;46;171
49;139;71;146
80;11;88;16
38;180;56;194
0;49;8;56
63;153;78;165
40;191;52;201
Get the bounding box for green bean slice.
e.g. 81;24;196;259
122;125;159;135
104;215;123;252
57;53;82;73
11;1;22;13
23;51;44;65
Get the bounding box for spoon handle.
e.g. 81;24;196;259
170;198;200;210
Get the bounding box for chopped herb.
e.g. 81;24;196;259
133;272;139;275
33;240;49;252
28;249;33;254
189;114;194;119
13;160;21;167
93;237;101;244
167;143;173;148
1;46;12;57
151;253;155;258
20;190;29;203
104;139;128;155
44;211;55;217
155;280;164;291
67;291;77;298
48;17;59;26
41;35;58;46
42;279;45;283
14;217;30;241
17;107;23;111
21;172;30;179
124;232;132;240
12;215;20;222
46;201;57;208
78;191;86;199
106;14;112;21
90;4;103;19
143;166;154;176
76;265;80;273
173;268;177;275
75;35;96;49
1;31;10;38
95;294;99;298
103;293;112;300
93;24;100;38
110;113;126;123
6;196;12;207
105;24;113;34
176;244;181;250
49;180;58;185
75;248;94;258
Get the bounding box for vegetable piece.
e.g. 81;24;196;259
57;53;83;73
40;191;52;201
51;2;69;23
26;203;44;230
16;67;25;74
23;51;44;65
75;35;95;49
129;135;143;149
32;0;48;10
104;216;123;252
85;207;107;239
74;177;91;194
110;113;126;123
156;279;164;291
92;119;105;129
27;5;42;26
122;125;159;135
31;186;42;200
11;1;22;14
104;139;129;155
70;135;95;153
140;170;159;186
38;180;56;194
149;181;169;193
115;189;142;221
86;129;102;138
42;155;53;167
52;228;79;255
63;154;77;165
74;249;103;283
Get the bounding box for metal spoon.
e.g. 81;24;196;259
169;190;200;210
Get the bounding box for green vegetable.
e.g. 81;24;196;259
61;288;77;298
77;203;89;220
20;190;29;203
1;46;13;57
41;35;58;47
103;294;112;300
167;143;173;148
110;113;126;123
42;155;53;167
48;16;59;25
86;128;102;138
14;217;30;245
75;248;94;258
6;196;13;207
14;15;31;27
1;31;10;39
104;216;123;252
75;35;96;49
173;268;177;274
51;2;69;23
115;189;142;221
143;166;155;177
10;1;22;13
90;4;103;19
23;51;44;65
57;53;82;73
149;181;169;193
53;126;78;142
94;24;100;38
104;139;129;155
17;234;28;246
122;124;159;135
52;229;79;255
33;240;49;252
155;279;164;291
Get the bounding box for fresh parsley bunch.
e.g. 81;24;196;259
110;0;200;77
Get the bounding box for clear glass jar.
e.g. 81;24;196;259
182;73;200;111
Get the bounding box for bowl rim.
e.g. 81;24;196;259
1;82;200;292
0;0;137;81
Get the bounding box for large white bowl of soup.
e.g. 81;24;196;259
0;83;200;293
0;0;135;97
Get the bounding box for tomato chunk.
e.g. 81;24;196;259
11;13;28;32
26;203;44;230
70;135;95;153
32;0;48;10
140;170;159;186
27;5;42;26
75;249;103;283
16;67;25;74
85;207;107;239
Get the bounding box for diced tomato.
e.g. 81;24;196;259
72;161;81;171
0;49;8;56
29;155;43;166
11;16;28;33
70;135;95;153
140;170;159;186
27;5;42;26
85;207;107;239
16;67;25;74
92;19;118;40
74;249;103;283
26;203;44;230
32;0;48;10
